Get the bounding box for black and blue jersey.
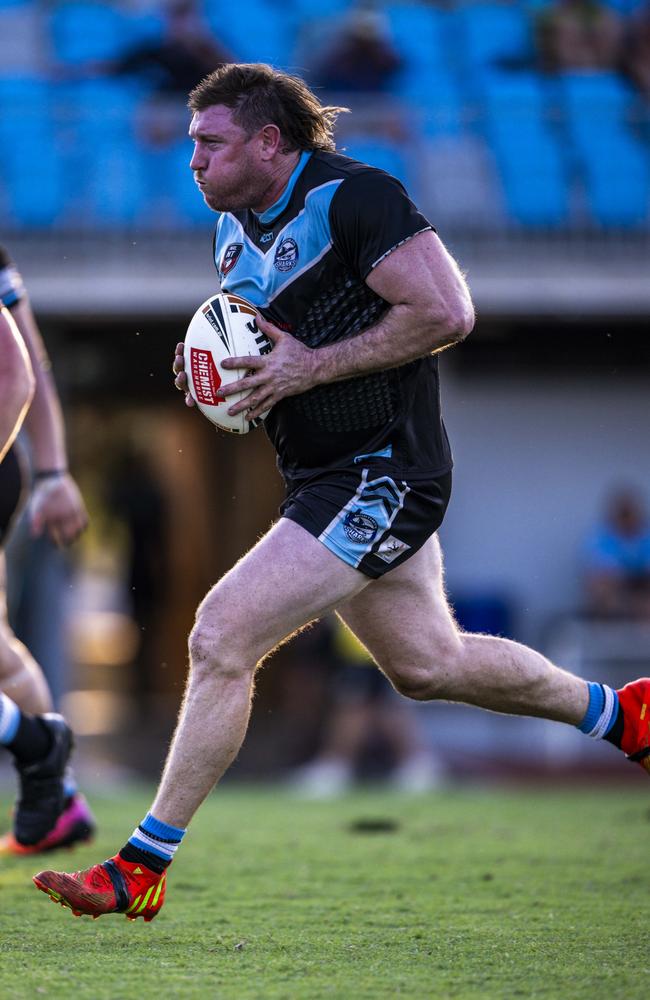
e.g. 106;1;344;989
213;150;452;483
0;245;26;310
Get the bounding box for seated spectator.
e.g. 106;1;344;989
582;486;650;619
624;2;650;98
536;0;624;72
110;0;234;96
309;6;403;95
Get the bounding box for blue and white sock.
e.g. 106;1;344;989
63;767;78;800
577;682;620;740
0;693;21;745
125;812;186;867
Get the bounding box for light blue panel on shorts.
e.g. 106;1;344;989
318;469;410;569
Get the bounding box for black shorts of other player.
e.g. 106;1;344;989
0;445;28;547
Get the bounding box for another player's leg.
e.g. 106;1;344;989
34;519;371;919
0;554;95;853
336;534;648;768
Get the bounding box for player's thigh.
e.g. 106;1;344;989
193;518;371;664
335;534;461;692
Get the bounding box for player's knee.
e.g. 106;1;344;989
388;637;464;701
187;620;249;682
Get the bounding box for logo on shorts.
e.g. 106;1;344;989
375;535;411;564
221;243;243;275
274;237;298;272
343;509;378;545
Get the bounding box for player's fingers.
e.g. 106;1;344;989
246;393;274;421
175;371;188;390
255;314;283;341
184;391;196;408
221;355;263;371
219;375;261;398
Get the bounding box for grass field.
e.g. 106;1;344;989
0;783;647;999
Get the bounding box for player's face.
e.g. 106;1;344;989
189;106;266;212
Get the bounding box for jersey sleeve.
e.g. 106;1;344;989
0;245;26;309
329;169;434;281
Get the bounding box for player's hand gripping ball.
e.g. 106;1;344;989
183;292;273;434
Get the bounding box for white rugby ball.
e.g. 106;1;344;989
184;292;272;434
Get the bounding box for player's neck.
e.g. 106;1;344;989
251;151;302;213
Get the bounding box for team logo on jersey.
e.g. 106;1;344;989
343;509;378;545
221;243;243;275
259;231;274;244
274;237;298;272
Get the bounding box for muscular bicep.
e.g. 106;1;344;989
365;229;474;337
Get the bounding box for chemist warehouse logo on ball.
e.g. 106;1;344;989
274;237;298;272
190;348;224;405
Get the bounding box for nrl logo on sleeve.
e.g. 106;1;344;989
221;243;243;275
274;237;298;272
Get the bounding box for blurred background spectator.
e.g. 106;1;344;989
624;1;650;98
102;0;234;96
536;0;624;72
287;619;445;797
0;0;649;783
582;486;650;619
308;5;403;94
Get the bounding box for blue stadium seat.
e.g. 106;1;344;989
456;3;534;75
557;72;649;226
481;73;569;226
0;76;65;225
162;139;216;226
54;79;145;226
384;4;446;68
206;0;297;68
50;2;129;64
339;136;409;186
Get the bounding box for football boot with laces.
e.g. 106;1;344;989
33;854;166;921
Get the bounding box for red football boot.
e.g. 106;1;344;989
33;854;166;921
617;678;650;774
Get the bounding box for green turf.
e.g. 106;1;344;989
0;784;648;999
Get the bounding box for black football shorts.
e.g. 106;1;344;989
0;444;27;547
280;463;452;579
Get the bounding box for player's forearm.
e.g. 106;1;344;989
10;300;68;471
310;298;472;386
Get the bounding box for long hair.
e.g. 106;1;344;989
188;63;348;152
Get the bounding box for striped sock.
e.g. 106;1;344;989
63;767;78;800
120;812;186;874
577;682;620;739
0;693;21;745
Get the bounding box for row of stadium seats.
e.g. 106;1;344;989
2;69;647;229
0;0;648;230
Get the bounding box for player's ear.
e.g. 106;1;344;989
259;124;281;160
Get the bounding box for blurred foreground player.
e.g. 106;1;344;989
34;64;650;921
0;247;95;854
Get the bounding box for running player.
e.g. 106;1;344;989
0;246;95;854
34;64;650;920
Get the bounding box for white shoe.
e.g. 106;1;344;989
391;753;445;793
287;758;353;799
